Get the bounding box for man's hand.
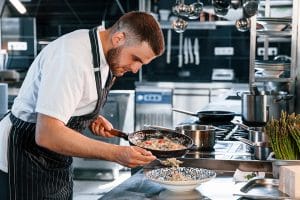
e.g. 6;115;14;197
89;115;115;137
113;146;156;168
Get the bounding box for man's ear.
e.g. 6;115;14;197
111;32;126;47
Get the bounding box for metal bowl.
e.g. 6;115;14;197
257;17;291;31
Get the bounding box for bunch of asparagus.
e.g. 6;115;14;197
265;111;300;160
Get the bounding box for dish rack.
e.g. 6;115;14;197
248;0;300;113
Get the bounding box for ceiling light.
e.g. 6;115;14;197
9;0;27;14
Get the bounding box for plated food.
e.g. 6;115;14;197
145;167;216;192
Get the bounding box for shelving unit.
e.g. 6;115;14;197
248;0;299;112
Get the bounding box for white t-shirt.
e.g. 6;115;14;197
0;26;109;173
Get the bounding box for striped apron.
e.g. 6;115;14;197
7;28;115;200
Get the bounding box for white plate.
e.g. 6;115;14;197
145;167;216;192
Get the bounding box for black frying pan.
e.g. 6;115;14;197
110;129;194;158
173;108;236;122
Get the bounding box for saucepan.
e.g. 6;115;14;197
234;137;272;160
146;125;226;151
173;108;236;122
109;128;194;158
233;121;269;143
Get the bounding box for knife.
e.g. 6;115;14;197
194;38;200;65
183;37;188;64
188;38;194;64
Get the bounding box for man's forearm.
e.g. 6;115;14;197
35;114;119;162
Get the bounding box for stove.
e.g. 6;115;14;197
181;117;249;141
179;117;254;160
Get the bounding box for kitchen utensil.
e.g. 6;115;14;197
214;6;229;16
172;108;236;122
194;38;200;65
234;137;272;160
172;17;188;33
188;38;194;63
176;124;216;151
231;0;241;9
109;128;194;158
166;29;172;64
243;0;258;18
234;178;291;199
235;17;251;32
172;0;190;17
178;32;183;67
212;0;231;10
256;17;292;31
145;167;216;192
241;92;268;126
188;0;203;19
145;124;227;151
183;37;188;64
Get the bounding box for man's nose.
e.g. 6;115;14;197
131;62;142;73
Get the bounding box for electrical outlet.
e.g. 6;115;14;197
268;47;278;56
214;47;234;56
257;47;278;56
7;41;28;51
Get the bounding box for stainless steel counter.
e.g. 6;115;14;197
135;81;249;90
98;168;253;200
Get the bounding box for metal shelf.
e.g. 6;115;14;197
159;20;235;30
255;77;293;82
256;30;292;37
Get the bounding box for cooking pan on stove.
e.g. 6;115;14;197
109;128;194;158
173;108;236;122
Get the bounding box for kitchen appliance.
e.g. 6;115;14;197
211;68;235;81
135;88;173;131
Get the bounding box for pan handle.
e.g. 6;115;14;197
109;129;129;140
143;124;176;132
234;137;254;146
172;108;198;117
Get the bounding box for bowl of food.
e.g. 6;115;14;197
145;167;216;192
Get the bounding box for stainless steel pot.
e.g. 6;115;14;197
241;92;268;126
175;124;217;151
235;137;272;160
248;127;269;143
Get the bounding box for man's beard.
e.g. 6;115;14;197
106;46;123;77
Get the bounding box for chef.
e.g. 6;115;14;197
0;11;165;199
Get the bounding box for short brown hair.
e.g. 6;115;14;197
110;11;165;56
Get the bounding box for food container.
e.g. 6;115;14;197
241;92;268;126
235;137;272;160
175;125;217;151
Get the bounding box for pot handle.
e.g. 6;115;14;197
109;129;129;140
143;124;176;132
